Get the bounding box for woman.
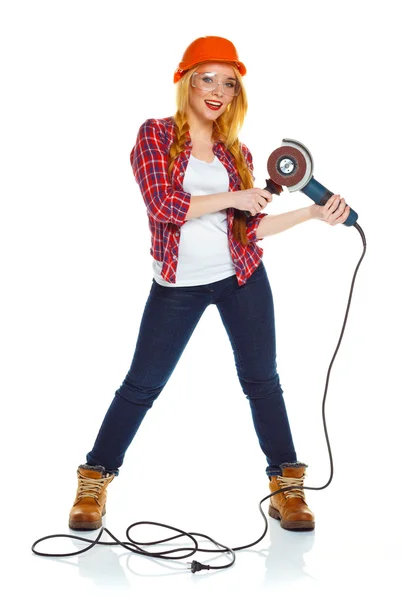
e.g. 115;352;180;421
68;36;350;533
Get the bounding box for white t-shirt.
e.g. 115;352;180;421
152;153;236;286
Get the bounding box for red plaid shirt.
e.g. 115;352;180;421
130;116;266;286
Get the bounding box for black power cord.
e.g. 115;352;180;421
32;222;367;573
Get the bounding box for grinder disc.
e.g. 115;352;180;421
267;145;307;187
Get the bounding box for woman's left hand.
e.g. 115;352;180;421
311;194;351;225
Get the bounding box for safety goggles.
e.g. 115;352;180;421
190;72;241;97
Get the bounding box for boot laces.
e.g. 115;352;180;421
77;473;111;501
277;475;306;499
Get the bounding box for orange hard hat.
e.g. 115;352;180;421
173;36;247;83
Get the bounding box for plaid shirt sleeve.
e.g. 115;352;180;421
130;119;192;225
240;142;267;243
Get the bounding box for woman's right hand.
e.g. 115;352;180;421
231;188;273;216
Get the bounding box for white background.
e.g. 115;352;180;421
1;0;401;598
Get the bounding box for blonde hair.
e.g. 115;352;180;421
167;64;254;245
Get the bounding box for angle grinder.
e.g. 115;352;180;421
262;138;358;226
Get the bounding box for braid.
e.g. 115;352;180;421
167;112;189;180
213;120;254;245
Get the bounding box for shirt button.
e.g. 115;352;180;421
180;172;184;176
175;232;179;236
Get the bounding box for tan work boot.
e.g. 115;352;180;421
69;464;115;530
268;462;315;531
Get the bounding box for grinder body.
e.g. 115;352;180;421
300;177;358;226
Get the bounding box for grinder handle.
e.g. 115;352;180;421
242;179;283;218
264;179;283;195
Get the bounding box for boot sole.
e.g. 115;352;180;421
268;504;315;531
68;505;106;531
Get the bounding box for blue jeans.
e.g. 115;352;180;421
86;261;297;477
